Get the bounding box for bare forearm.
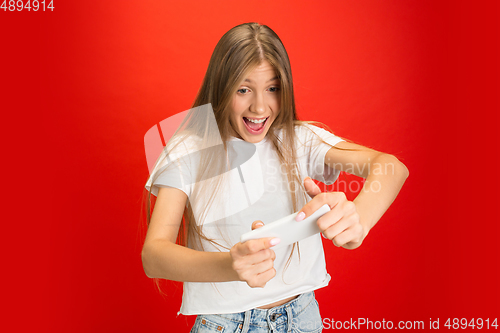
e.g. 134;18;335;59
353;154;409;234
142;240;240;282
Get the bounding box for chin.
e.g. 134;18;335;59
244;135;266;143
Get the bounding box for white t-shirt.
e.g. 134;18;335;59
145;124;344;315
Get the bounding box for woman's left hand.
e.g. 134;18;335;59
297;177;368;250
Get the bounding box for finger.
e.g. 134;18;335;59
317;200;357;231
332;224;363;247
295;191;347;222
270;249;276;261
249;258;275;275
232;248;275;273
259;267;277;286
239;237;281;255
250;267;277;288
243;248;275;266
304;177;321;198
322;217;351;241
239;256;275;287
251;220;265;230
316;209;343;232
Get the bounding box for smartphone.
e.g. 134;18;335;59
240;204;330;250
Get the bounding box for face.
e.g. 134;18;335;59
229;60;281;143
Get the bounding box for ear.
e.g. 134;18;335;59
304;177;322;198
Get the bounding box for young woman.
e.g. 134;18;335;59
142;22;408;333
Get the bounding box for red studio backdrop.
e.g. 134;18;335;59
1;0;498;332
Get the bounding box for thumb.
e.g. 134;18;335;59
304;177;322;198
251;220;265;230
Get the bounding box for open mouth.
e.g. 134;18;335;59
243;117;269;134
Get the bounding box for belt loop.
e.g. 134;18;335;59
241;310;252;333
285;305;294;333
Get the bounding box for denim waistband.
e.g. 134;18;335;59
210;292;316;329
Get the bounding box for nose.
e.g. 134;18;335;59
250;91;266;115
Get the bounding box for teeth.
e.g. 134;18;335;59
246;117;267;124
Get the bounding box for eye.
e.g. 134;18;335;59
237;88;250;94
268;86;280;93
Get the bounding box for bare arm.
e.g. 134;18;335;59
326;141;409;235
298;141;409;249
141;187;237;281
141;186;278;287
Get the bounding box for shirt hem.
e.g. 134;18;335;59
177;274;331;316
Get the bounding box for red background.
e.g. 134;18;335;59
1;0;498;331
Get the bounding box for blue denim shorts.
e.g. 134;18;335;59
189;291;322;333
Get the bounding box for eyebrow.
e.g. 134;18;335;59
244;76;280;83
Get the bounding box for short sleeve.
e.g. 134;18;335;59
296;124;345;185
145;138;196;197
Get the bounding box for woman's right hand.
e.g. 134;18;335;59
229;221;280;288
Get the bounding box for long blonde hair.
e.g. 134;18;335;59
146;23;321;270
